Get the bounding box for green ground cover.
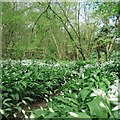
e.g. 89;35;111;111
1;59;120;119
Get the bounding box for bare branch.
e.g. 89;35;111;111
49;5;86;60
56;2;82;47
32;2;51;33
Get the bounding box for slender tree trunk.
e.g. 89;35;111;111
52;35;61;59
74;2;79;59
63;2;68;59
49;3;86;61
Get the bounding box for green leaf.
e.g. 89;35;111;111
21;81;27;88
68;112;91;119
3;98;12;103
4;108;12;112
54;96;68;104
33;109;46;118
23;97;33;102
14;106;22;112
94;75;99;82
67;97;78;105
45;112;57;118
87;96;108;118
112;111;120;119
3;93;9;97
78;88;90;101
7;88;13;92
11;94;19;101
3;102;11;107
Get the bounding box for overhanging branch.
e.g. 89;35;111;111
32;2;51;33
49;5;86;60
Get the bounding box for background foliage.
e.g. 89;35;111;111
1;1;120;119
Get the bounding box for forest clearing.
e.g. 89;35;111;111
1;1;120;119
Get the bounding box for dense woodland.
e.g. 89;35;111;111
1;1;120;119
2;2;120;61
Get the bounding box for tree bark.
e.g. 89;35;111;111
49;3;86;61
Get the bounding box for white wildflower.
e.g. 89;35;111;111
71;74;73;77
68;112;79;117
81;109;85;112
60;92;64;96
54;63;60;67
30;113;35;118
79;88;81;91
107;79;119;106
44;98;49;103
82;73;84;79
25;115;28;119
84;64;89;69
49;108;54;113
112;103;120;111
108;98;118;102
22;110;26;115
76;82;79;85
50;91;52;95
99;102;106;108
69;90;72;93
0;109;4;114
90;93;96;97
13;113;17;118
76;95;77;98
22;100;27;105
109;85;118;91
72;71;78;74
40;106;43;110
91;89;106;98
